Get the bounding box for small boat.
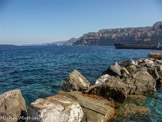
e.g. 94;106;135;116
114;42;162;50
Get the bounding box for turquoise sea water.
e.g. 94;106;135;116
0;46;161;121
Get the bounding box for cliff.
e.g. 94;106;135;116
73;22;162;46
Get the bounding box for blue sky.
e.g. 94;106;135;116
0;0;162;45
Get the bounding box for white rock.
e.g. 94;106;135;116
144;59;154;65
95;74;111;85
28;95;83;122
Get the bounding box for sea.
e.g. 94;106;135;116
0;46;161;121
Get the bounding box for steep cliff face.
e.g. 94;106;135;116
73;22;162;46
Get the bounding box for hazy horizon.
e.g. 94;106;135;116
0;0;162;45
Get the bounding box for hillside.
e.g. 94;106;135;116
47;38;79;46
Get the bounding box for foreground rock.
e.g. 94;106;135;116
62;69;90;92
57;91;114;122
86;78;127;103
130;68;156;94
86;68;156;103
28;95;83;122
0;89;27;122
148;52;162;59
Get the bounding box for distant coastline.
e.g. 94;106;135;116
0;44;17;47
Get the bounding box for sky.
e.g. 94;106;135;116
0;0;162;45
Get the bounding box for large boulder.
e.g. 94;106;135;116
85;81;127;103
62;69;90;92
103;62;121;76
28;95;83;122
0;89;27;122
86;76;128;103
130;69;156;94
88;69;156;104
57;91;115;122
148;52;162;59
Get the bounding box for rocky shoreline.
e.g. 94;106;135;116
0;52;161;122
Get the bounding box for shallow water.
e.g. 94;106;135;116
0;46;161;121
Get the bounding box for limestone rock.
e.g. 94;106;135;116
57;91;114;122
103;62;121;76
86;77;127;103
87;69;156;103
0;89;27;122
121;67;130;77
95;74;111;85
28;95;84;122
131;70;156;94
110;62;121;76
143;59;155;67
120;60;136;67
156;60;162;65
148;52;162;59
62;69;90;92
126;65;137;74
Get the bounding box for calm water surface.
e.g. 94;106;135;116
0;46;161;121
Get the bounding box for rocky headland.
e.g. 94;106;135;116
0;52;162;122
73;22;162;46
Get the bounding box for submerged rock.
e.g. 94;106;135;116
62;69;90;92
28;95;83;122
57;91;114;122
0;89;27;122
127;95;147;106
116;103;151;118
